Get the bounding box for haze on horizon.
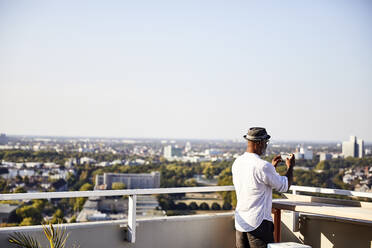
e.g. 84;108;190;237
1;0;371;142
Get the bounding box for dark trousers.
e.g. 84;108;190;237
235;220;274;248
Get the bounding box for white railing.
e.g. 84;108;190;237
290;185;372;199
1;185;371;242
0;186;235;243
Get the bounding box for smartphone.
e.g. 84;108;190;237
281;153;291;161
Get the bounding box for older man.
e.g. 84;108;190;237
232;127;295;248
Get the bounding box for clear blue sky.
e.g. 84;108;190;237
1;0;371;142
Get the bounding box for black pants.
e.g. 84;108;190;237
235;220;274;248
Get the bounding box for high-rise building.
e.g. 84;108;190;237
0;134;8;145
163;145;182;160
294;145;313;160
185;142;192;153
319;153;332;161
342;136;364;158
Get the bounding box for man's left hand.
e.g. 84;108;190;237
272;155;282;168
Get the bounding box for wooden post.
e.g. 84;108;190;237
272;208;281;242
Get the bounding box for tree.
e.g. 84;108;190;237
188;201;198;210
14;186;26;194
79;183;93;191
175;202;188;210
50;209;66;224
222;201;232;210
315;161;330;171
19;217;34;226
211;202;221;210
203;165;215;179
199;202;210;210
16;205;43;225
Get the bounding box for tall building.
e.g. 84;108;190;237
342;136;364;158
0;134;8;145
294;145;313;160
185;142;192;153
95;172;160;190
319;153;332;161
163;145;182;160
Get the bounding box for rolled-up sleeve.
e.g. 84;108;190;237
261;163;288;192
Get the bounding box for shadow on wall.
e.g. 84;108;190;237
280;220;303;244
299;215;372;248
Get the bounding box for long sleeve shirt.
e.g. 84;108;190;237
232;152;288;232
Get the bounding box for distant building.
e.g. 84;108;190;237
319;153;332;161
342;136;364;158
0;204;19;223
163;145;182;160
185;142;192;153
0;134;8;145
80;157;96;164
294;146;313;160
95;172;160;190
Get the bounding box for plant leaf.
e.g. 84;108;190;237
8;232;41;248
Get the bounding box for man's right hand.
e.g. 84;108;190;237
286;153;295;169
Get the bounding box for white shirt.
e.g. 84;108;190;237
232;152;288;232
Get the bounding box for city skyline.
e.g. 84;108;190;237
1;1;372;141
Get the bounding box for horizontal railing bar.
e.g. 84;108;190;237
0;186;235;201
290;185;372;199
1;185;371;201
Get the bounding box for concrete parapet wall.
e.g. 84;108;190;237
0;213;235;248
280;211;372;248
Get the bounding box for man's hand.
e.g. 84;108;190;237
272;155;282;168
285;153;295;169
285;153;295;190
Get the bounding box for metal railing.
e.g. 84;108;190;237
1;185;371;242
0;185;235;242
290;185;372;199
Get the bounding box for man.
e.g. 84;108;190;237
232;127;295;248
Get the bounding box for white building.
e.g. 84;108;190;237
294;146;313;160
163;145;182;160
80;157;96;164
342;136;364;158
319;153;332;161
185;142;192;153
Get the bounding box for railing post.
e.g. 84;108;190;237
128;194;137;243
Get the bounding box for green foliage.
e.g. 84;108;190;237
315;161;330;171
50;209;66;224
111;182;126;190
8;231;40;248
211;202;221;210
14;186;27;193
8;223;78;248
202;163;215;179
199;202;209;210
79;183;92;191
157;195;175;210
69;216;76;223
175;202;188;210
188;201;198;210
16;203;43;225
19;218;35;227
222;201;232;210
217;167;237;208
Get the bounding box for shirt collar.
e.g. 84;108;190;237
245;152;260;158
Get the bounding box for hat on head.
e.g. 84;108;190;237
243;127;271;141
